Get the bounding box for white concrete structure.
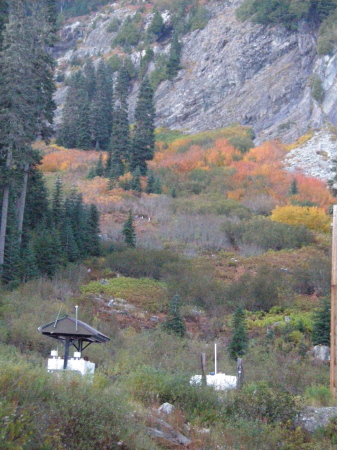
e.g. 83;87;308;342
47;351;95;376
190;373;237;390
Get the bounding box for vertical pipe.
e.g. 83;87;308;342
63;337;70;370
75;305;78;332
214;343;217;375
331;205;337;398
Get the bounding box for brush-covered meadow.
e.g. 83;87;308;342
2;126;337;449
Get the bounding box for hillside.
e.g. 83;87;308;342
3;1;337;449
54;0;337;146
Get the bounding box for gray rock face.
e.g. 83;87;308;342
53;1;337;146
298;407;337;432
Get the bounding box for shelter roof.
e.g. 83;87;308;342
38;315;110;344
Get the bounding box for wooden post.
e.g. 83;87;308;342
331;205;337;398
237;358;244;389
201;353;206;386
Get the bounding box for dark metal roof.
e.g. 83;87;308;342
38;315;110;344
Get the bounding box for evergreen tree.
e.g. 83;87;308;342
166;32;182;79
163;294;186;337
86;204;100;256
32;228;65;277
0;0;56;267
312;299;330;346
52;177;64;228
147;11;164;40
146;170;156;194
22;160;50;235
95;154;104;177
122;210;136;247
0;0;8;50
1;194;21;287
56;73;80;148
290;178;298;195
75;74;91;150
131;167;142;193
130;77;155;175
228;307;248;360
89;59;112;150
59;216;80;262
83;58;96;101
19;244;40;282
107;66;131;177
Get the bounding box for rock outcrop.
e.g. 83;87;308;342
53;0;337;147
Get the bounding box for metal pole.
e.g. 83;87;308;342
331;205;337;398
214;343;217;375
75;305;78;332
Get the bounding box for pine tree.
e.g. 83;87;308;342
290;178;298;195
75;74;91;150
32;228;65;277
122;210;136;247
166;32;182;79
146;170;155;194
89;59;112;150
131;167;142;193
56;73;79;148
312;299;330;346
59;217;80;262
163;294;186;337
83;58;96;101
0;0;56;267
95;154;104;177
52;177;64;228
130;77;155;175
86;204;100;256
228;307;248;360
107;66;131;177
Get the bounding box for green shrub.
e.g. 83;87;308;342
112;15;141;49
106;248;181;279
305;384;333;406
225;265;282;312
225;382;301;424
310;74;325;102
80;276;168;311
106;17;120;32
125;364;221;421
222;217;314;251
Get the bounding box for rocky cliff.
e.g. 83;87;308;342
54;0;337;150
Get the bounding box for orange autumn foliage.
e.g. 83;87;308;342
290;174;334;210
41;148;105;173
151;138;240;173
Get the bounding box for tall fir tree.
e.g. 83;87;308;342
75;74;91;150
163;294;186;337
130;76;155;175
166;32;182;79
83;58;96;101
107;66;131;177
0;0;56;268
86;204;100;256
228;307;248;360
56;73;79;148
312;298;330;346
89;59;112;150
52;177;64;228
122;210;136;247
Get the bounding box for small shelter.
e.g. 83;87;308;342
38;313;110;376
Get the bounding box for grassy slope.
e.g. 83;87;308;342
1;129;335;448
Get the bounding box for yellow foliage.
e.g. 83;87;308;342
270;205;331;233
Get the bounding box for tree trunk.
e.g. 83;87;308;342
16;162;29;245
0;150;12;266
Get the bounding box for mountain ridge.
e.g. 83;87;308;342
53;1;337;166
